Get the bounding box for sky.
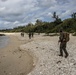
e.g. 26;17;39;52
0;0;76;29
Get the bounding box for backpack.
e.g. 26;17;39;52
63;32;70;42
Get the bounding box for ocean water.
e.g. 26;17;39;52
0;36;9;48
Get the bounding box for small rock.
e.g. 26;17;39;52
20;72;25;75
4;71;6;73
40;64;43;66
42;48;45;50
73;63;76;65
56;61;61;64
19;55;22;58
19;49;22;51
58;67;61;70
36;47;38;48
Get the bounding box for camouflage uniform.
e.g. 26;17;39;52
29;33;31;39
59;32;68;58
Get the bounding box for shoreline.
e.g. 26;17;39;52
0;33;34;75
0;33;76;75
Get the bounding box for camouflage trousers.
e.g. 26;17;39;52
60;42;68;56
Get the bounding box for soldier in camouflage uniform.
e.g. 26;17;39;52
58;30;69;58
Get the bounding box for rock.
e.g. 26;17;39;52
56;61;61;64
36;47;38;48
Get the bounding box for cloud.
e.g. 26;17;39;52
0;0;76;29
4;21;10;25
13;21;19;25
36;0;57;8
0;7;6;12
1;0;7;2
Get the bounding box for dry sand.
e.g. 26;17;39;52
0;33;76;75
0;33;34;75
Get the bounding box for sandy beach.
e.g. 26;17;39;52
0;33;76;75
20;33;76;75
0;33;34;75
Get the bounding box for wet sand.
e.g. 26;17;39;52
0;33;34;75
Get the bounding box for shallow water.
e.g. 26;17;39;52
0;35;34;75
0;36;9;48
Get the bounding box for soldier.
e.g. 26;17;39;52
58;30;69;58
29;32;31;39
21;32;24;37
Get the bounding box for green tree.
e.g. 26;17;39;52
71;12;76;19
52;12;62;25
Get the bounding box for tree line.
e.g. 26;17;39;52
0;12;76;33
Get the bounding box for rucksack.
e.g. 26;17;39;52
63;32;70;42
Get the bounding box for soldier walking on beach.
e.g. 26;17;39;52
21;32;24;37
58;29;70;58
29;32;31;39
